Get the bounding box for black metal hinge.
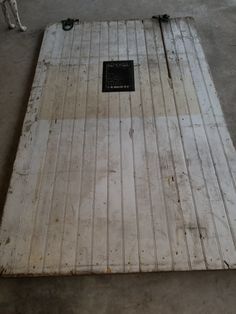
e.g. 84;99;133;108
152;14;170;23
61;18;80;31
152;14;172;79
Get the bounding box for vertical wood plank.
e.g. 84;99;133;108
107;21;124;272
75;22;100;272
118;21;139;272
91;22;109;272
126;20;156;271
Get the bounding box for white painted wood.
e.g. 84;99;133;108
75;22;100;273
107;21;124;272
118;21;139;272
168;19;223;269
58;23;84;273
150;19;190;270
127;20;157;272
136;20;172;271
43;25;82;274
0;24;59;275
60;23;91;272
91;21;109;273
28;25;71;274
177;18;236;267
169;19;224;269
1;18;236;276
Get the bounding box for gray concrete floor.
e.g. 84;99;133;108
0;0;236;313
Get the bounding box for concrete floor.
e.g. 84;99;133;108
0;0;236;313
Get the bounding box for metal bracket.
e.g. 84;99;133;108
152;14;170;22
61;18;79;31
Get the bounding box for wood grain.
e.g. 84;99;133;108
1;18;236;276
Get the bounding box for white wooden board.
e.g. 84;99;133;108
1;17;236;276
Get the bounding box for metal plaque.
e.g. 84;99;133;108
102;60;135;92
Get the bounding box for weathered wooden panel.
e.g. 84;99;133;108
1;17;236;276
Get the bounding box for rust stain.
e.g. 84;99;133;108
167;175;175;185
0;266;6;276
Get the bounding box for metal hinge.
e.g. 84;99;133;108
61;18;80;31
152;14;170;23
